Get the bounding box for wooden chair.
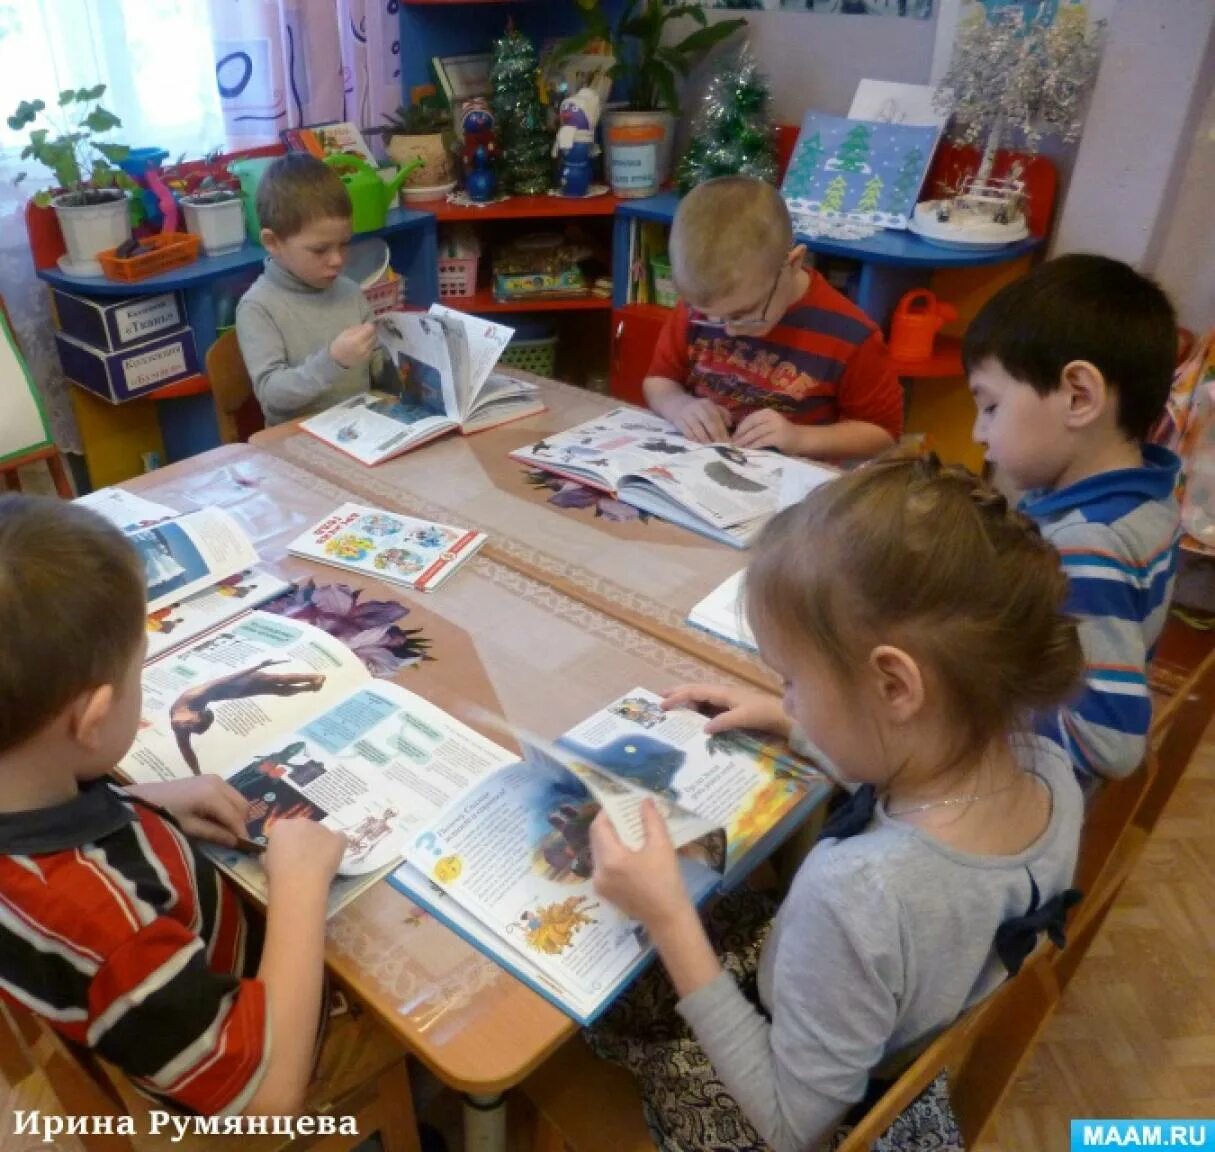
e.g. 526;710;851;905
205;328;265;444
7;998;422;1152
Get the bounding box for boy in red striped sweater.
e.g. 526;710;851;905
0;496;346;1116
644;176;903;460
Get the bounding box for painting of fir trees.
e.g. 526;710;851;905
779;111;939;230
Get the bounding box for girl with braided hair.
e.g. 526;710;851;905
586;451;1087;1152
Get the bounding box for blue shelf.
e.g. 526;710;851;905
38;209;434;296
615;192;1042;269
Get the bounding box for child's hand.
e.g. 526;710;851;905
662;683;792;738
125;777;249;847
732;408;799;453
329;323;377;369
672;396;732;444
263;820;347;888
590;802;691;928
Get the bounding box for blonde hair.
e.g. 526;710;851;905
256;154;352;239
669;176;793;308
745;452;1084;762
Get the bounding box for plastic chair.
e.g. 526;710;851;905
6;997;422;1152
205;328;265;444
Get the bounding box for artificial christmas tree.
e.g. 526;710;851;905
676;45;776;194
490;26;550;196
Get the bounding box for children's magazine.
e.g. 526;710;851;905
302;305;545;465
287;503;486;592
391;687;822;1023
511;408;837;547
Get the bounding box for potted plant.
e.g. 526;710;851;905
8;85;138;273
178;152;246;257
377;103;455;192
555;0;746;195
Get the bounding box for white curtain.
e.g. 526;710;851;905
0;0;225;452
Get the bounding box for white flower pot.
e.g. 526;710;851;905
52;191;131;271
181;195;247;257
602;111;676;199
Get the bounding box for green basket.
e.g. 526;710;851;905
499;335;558;377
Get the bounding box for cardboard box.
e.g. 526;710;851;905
56;329;201;403
51;288;185;353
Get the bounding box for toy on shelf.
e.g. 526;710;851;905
493;233;590;302
323;154;421;232
459;99;498;190
467;146;498;204
116;147;170;231
888;289;958;362
553;87;601;199
490;25;551;196
98;233;201;282
915;5;1103;247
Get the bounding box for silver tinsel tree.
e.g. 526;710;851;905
937;5;1104;185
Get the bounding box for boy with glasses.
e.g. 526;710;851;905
644;177;902;459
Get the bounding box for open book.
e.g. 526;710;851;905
120;610;518;916
301;305;545;466
511;409;837;548
288;503;486;592
77;487;291;660
391;687;819;1024
687;570;756;652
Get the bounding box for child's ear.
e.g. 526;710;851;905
1060;360;1108;429
70;685;115;751
788;243;808;268
868;645;924;723
259;228;280;253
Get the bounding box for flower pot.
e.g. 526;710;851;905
603;110;676;199
386;133;454;190
52;190;132;275
180;194;246;257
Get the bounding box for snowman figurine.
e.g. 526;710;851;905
553;87;601;198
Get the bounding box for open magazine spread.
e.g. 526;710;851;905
510;408;837;547
120;610;516;915
391;687;815;1023
688;570;755;652
77;486;288;651
301;305;544;466
288;503;486;592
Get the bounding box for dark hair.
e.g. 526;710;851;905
963;253;1177;442
746;452;1084;767
256;153;352;238
0;496;146;754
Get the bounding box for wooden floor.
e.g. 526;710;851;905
5;720;1212;1151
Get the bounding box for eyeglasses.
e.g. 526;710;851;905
692;264;785;332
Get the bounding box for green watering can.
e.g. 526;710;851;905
324;154;423;233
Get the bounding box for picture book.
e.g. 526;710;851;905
510;408;836;548
119;610;519;916
77;486;291;660
301;306;545;466
848;79;951;129
391;687;820;1023
781;110;940;232
288;503;486;592
687;570;755;652
281;122;378;166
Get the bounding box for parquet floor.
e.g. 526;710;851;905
5;722;1212;1151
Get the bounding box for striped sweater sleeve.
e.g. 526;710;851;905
0;808;269;1115
1044;520;1166;780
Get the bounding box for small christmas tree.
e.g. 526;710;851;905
884;146;924;214
490;25;550;196
835;124;872;173
676;45;777;194
856;174;883;214
820;175;847;215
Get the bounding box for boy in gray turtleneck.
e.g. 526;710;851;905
235;154;395;426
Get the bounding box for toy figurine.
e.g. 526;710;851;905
459;98;498;186
553;87;601;199
466;146;497;203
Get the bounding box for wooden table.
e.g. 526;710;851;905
123;443;808;1149
252;379;778;692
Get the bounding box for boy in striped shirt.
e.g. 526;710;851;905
966;254;1182;782
644;177;903;460
0;495;347;1115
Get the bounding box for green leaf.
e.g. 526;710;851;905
33;190;53;207
671;19;747;58
651;60;679;114
95;141;130;162
655;47;691;78
549;26;603;64
662;5;708;27
84;83;106;100
84;106;121;133
58;89;76;106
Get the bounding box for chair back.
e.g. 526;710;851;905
205;329;264;444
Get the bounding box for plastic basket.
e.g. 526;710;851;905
650;256;677;309
438;255;478;299
363;274;406;316
98;233;202;282
500;335;558;377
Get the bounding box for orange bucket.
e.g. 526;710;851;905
889;289;958;361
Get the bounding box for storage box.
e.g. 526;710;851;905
56;328;201;403
51;288;185;353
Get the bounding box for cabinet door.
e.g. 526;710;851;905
610;306;668;406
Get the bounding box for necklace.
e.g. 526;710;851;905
885;777;1024;818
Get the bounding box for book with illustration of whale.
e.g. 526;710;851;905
510;408;836;548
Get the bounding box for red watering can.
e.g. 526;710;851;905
889;290;959;362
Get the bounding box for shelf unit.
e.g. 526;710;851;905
439;288;612;313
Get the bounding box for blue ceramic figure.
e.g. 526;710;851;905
553;88;601;199
467;146;497;203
